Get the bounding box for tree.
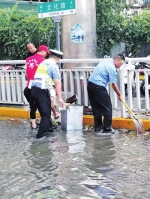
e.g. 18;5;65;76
96;0;128;57
0;4;56;60
124;11;150;56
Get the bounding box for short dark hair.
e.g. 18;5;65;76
26;41;34;46
114;54;125;61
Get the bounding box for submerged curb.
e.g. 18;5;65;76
0;107;150;131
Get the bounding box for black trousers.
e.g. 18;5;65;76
31;87;53;136
24;87;37;119
87;81;112;130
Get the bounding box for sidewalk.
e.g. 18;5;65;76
0;105;150;131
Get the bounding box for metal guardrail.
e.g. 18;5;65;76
0;58;150;118
0;70;27;104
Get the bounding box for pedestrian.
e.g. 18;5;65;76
87;54;125;134
24;45;50;129
31;49;64;139
26;42;38;58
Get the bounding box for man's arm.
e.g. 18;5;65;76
111;83;123;101
54;79;64;107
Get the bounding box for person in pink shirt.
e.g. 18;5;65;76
24;45;50;129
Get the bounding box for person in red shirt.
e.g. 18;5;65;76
24;45;50;129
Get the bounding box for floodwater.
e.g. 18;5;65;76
0;118;150;199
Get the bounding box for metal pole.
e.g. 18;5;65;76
55;22;60;51
51;16;62;51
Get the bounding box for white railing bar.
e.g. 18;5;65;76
5;72;11;103
0;73;6;102
63;71;68;101
21;71;27;104
118;69;126;117
0;57;150;65
76;71;81;104
11;72;16;102
0;60;26;64
60;59;103;63
60;68;95;72
145;71;149;109
135;71;141;110
128;70;134;109
126;57;150;63
83;71;88;106
16;72;21;102
70;71;75;96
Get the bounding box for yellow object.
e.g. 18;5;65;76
139;75;145;80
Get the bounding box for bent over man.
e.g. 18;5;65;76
31;49;64;139
87;54;125;134
24;45;50;129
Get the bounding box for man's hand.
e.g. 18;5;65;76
118;94;123;101
58;97;64;108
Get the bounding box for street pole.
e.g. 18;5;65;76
55;22;60;51
52;16;62;51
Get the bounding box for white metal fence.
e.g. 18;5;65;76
0;70;27;105
0;57;150;117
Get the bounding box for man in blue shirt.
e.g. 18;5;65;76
87;54;125;134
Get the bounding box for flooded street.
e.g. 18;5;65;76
0;117;150;199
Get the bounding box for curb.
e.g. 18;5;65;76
0;107;150;131
83;115;150;131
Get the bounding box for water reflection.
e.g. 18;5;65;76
66;130;86;153
79;133;117;199
0;118;150;199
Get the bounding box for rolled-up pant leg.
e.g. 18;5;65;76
31;87;53;136
87;81;112;130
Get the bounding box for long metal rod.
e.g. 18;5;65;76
1;57;150;64
55;22;60;51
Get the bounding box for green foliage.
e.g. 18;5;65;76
96;0;150;57
124;11;150;56
96;0;128;56
0;4;56;60
0;1;150;59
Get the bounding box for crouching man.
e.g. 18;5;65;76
31;49;64;139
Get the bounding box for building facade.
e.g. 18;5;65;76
126;0;150;16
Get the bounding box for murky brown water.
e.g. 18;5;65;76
0;117;150;199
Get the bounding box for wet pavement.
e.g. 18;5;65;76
0;117;150;199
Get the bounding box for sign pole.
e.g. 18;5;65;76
37;0;77;51
55;21;60;51
52;16;62;51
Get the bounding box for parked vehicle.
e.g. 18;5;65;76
0;64;13;75
138;62;150;96
0;63;25;75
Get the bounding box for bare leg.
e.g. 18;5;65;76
51;97;59;119
31;119;37;128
